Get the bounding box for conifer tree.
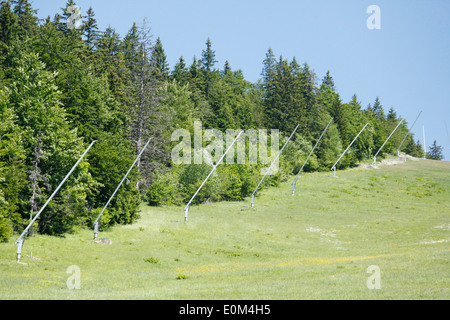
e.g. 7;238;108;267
201;38;217;98
0;1;18;54
172;56;189;84
151;37;169;81
82;6;99;50
12;0;37;36
372;97;385;121
321;70;335;91
386;107;397;121
426;140;444;160
222;60;231;76
345;94;374;160
122;22;140;69
261;48;276;83
319;71;351;147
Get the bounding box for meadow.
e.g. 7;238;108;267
0;157;448;300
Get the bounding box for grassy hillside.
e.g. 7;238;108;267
0;157;449;299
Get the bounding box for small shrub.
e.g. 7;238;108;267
144;257;160;264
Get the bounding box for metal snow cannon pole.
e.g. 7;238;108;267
14;141;97;262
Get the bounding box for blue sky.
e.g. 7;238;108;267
32;0;450;160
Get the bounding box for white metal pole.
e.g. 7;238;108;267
14;140;97;261
251;124;300;208
331;123;369;176
184;131;243;223
397;110;422;155
373;119;404;166
292;119;332;195
93;137;153;240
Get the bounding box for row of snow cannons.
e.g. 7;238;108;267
13;110;422;262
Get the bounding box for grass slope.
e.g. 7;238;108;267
0;158;449;299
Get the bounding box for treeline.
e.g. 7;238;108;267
0;0;424;241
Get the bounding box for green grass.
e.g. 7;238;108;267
1;158;449;299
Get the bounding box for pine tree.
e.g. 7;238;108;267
208;64;255;130
222;60;231;76
94;26;128;96
96;27;121;59
349;94;361;110
201;38;217;98
184;55;213;124
122;22;140;70
172;56;189;84
345;94;374;160
261;48;276;84
81;6;99;50
201;37;217;72
372;97;385;121
426;140;444;160
321;70;335;91
404;138;424;158
365;103;374;117
386;107;397;121
188;55;205;93
319;71;351;147
296;62;317;136
262;54;308;134
0;1;18;54
12;0;37;36
151;37;169;81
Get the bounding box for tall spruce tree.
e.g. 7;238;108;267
345;94;374;160
261;48;276;84
373;97;385;121
81;6;99;50
12;0;37;37
200;38;217;98
0;1;18;56
319;71;351;146
151;37;169;81
426;140;444;160
262;53;308;134
321;70;335;91
172;56;189;84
